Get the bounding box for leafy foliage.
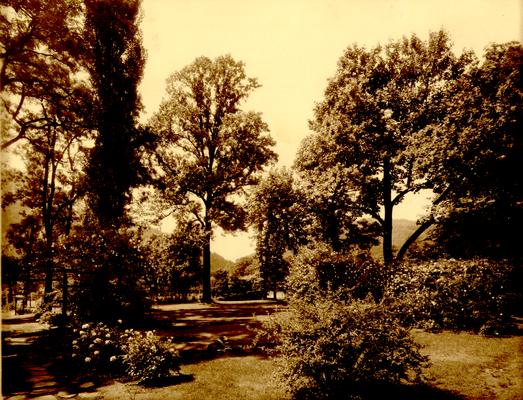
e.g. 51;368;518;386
1;0;92;150
84;0;153;226
121;329;181;384
71;322;180;384
260;294;428;399
65;222;150;323
150;55;277;301
384;258;522;333
258;243;427;398
212;268;264;300
423;42;523;259
1;0;93;297
138;222;204;302
300;30;475;263
286;242;386;302
249;168;302;296
71;322;125;377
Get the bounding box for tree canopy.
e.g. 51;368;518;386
249;168;301;297
299;30;476;264
83;0;153;227
1;0;91;150
420;42;523;259
150;55;277;301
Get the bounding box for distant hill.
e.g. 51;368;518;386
211;252;235;273
393;219;419;249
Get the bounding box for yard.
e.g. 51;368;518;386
2;302;522;399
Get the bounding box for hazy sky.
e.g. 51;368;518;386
138;0;521;260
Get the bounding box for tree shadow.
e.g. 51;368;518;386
294;382;465;400
361;382;465;400
144;301;286;356
140;373;195;388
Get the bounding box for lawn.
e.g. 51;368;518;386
98;356;286;400
416;330;523;400
96;321;523;400
2;304;522;399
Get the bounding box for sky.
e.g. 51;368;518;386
138;0;522;260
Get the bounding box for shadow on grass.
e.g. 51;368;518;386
140;373;195;388
294;382;465;400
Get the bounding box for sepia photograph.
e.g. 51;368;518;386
1;0;522;398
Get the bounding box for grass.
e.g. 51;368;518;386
414;330;523;400
97;355;287;400
96;330;523;400
3;305;521;399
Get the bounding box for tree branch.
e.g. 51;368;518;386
395;184;452;261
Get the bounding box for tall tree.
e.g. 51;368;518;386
83;0;151;227
414;42;523;259
1;0;92;299
249;168;301;298
1;0;90;150
294;149;381;252
151;55;277;302
302;31;474;264
1;127;86;296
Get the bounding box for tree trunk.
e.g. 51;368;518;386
44;237;54;296
382;157;393;265
395;185;451;261
61;266;68;319
202;220;212;303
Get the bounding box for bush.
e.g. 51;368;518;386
65;226;151;324
286;243;386;303
70;322;180;384
384;258;521;334
37;310;67;326
260;293;427;399
71;323;125;377
121;329;180;384
212;270;264;300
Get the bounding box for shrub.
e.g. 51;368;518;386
286;242;387;303
37;310;67;326
64;224;151;324
212;270;264;300
121;329;180;384
71;322;125;377
384;258;521;333
260;293;428;399
70;323;180;384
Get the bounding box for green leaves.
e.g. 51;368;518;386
84;0;147;226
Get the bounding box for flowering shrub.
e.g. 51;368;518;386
121;329;180;384
259;293;428;399
71;323;125;377
37;310;66;326
70;322;180;383
384;258;521;334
